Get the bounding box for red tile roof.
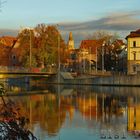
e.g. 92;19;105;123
126;29;140;39
135;29;140;33
0;36;17;47
79;40;103;53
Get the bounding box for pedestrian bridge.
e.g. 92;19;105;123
0;66;57;77
0;72;57;77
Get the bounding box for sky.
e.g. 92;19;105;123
0;0;140;47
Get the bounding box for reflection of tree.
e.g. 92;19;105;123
41;95;66;136
12;93;76;136
0;83;37;140
60;96;74;121
98;95;127;121
15;94;67;136
7;91;128;137
76;96;97;119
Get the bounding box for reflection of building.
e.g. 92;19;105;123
11;90;129;139
128;98;140;131
126;29;140;74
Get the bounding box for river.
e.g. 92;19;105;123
0;76;140;140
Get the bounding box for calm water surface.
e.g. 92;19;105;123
1;76;140;140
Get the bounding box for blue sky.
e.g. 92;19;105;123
0;0;140;47
0;0;139;29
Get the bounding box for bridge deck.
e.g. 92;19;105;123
0;72;56;76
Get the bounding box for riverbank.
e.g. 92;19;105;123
49;72;140;87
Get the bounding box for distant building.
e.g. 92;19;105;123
64;32;76;71
0;36;17;66
111;39;127;72
118;46;127;73
126;29;140;74
0;36;16;47
67;32;75;50
79;39;103;72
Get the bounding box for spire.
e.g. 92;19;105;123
69;32;73;41
67;32;75;50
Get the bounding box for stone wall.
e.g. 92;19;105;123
48;72;140;86
92;73;140;86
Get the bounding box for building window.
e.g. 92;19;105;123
133;41;136;47
134;52;136;60
13;55;16;59
133;66;136;72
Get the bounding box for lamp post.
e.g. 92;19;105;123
29;29;32;69
102;41;105;73
96;46;98;73
56;24;60;83
25;27;33;70
83;54;85;74
89;47;91;73
56;25;61;140
58;34;60;83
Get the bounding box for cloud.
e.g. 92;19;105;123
59;11;140;31
59;11;140;48
1;11;140;48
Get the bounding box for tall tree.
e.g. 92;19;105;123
16;24;67;68
17;28;37;67
89;30;122;71
34;24;66;67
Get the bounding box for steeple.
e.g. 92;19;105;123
69;32;73;41
67;32;75;50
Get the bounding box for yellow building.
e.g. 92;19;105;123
126;29;140;74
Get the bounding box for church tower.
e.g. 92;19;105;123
67;32;75;50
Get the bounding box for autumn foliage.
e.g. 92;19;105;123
17;24;66;68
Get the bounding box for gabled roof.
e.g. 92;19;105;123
126;29;140;39
0;36;17;47
79;40;103;53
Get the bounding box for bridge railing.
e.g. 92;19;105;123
0;66;28;72
0;66;57;74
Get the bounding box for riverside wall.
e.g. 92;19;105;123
55;72;140;86
92;73;140;86
48;73;140;87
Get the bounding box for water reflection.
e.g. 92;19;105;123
128;97;140;131
1;76;140;139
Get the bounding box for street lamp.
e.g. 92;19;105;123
96;46;98;73
25;27;33;70
102;41;105;73
89;47;91;73
56;25;60;83
29;29;32;69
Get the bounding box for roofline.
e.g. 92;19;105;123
125;36;140;40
